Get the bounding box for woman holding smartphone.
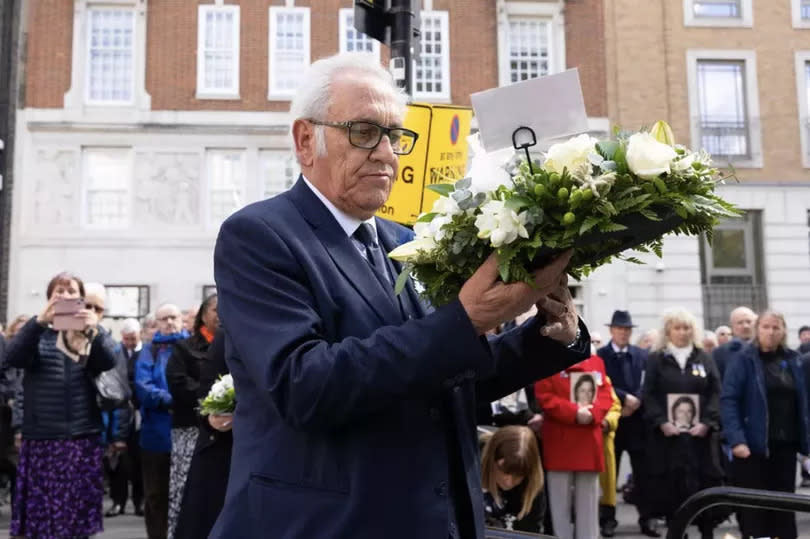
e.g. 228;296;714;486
4;271;116;538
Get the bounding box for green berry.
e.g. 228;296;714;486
534;184;546;197
581;189;594;202
563;212;576;225
557;187;569;200
570;189;583;203
548;172;561;186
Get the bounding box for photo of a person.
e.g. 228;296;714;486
667;394;699;431
570;373;597;406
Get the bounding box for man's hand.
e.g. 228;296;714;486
621;393;641;416
576;405;594;425
660;422;680;437
601;418;610;433
208;414;233;432
689;423;710;438
527;413;544;435
535;274;578;344
732;444;751;459
459;250;572;335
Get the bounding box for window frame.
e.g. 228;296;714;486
196;4;241;100
259;149;298;200
84;6;137;106
267;6;311;101
412;10;451;102
338;8;380;58
686;49;762;168
496;1;565;87
80;147;133;230
796;51;810;168
104;284;151;319
683;0;753;28
792;0;810;28
204;148;247;229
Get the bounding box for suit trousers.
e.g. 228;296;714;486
546;471;599;539
141;449;170;539
614;435;651;521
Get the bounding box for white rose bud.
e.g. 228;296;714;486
626;132;678;180
543;134;599;176
388;237;438;263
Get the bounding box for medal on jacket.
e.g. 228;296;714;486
697;364;706;377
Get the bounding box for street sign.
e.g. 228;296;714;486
377;103;473;225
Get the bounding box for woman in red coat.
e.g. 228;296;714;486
535;354;614;539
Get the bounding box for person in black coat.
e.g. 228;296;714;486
174;328;232;539
641;308;724;539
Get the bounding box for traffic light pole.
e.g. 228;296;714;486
388;0;414;96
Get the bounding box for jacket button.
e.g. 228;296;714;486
434;481;448;497
209;435;215;441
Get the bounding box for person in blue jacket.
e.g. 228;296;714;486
136;303;188;539
721;310;810;539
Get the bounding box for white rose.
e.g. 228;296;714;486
672;152;696;173
543;134;599;176
210;383;226;400
430;195;462;216
466;133;514;195
626;132;678;179
220;374;234;390
474;200;529;248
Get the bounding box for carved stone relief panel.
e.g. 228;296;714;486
31;149;79;227
134;152;201;226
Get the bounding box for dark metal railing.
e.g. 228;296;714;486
485;528;553;539
666;486;810;539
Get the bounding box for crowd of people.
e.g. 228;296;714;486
480;305;810;539
0;271;231;539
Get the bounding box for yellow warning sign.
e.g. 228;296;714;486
376;103;473;225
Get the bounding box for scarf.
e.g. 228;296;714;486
200;325;215;344
56;328;99;364
667;342;693;371
151;330;190;345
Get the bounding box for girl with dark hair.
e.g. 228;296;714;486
573;374;596;406
642;307;723;539
165;293;218;539
5;271;116;538
481;425;545;533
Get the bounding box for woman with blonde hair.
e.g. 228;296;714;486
642;307;723;539
481;425;545;533
722;310;809;539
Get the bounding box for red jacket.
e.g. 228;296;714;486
535;355;614;472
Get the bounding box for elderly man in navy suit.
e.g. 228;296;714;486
210;53;590;539
597;310;658;538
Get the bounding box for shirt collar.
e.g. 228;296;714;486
611;342;629;354
302;175;377;239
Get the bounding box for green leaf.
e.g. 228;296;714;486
638;208;661;221
426;183;454;197
598;222;629;232
416;212;438;223
394;265;412;295
579;217;601;235
505;195;533;212
653;177;668;194
596;141;619;160
613;144;628;173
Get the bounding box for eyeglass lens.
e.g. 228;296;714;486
348;122;416;155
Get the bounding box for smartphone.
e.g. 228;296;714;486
52;298;85;331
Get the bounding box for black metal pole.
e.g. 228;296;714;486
389;0;414;96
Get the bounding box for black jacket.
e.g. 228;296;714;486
4;318;116;440
166;334;212;429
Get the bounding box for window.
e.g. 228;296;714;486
700;211;767;330
684;0;752;27
339;8;379;57
105;285;150;319
197;5;240;98
206;150;246;226
506;18;551;83
413;11;450;101
82;148;131;228
792;0;810;27
259;150;298;199
796;52;810;167
86;8;135;104
268;7;310;99
687;50;762;168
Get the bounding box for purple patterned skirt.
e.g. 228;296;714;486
10;435;104;539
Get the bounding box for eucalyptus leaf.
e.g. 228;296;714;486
416;212;438;223
600;161;617;172
426;183;454;197
596;141;619;160
455;177;472;190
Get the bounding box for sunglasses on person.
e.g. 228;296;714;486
85;303;104;314
307;119;419;155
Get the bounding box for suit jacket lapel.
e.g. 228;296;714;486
376;219;428;319
287;178;400;325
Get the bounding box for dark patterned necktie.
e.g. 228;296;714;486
353;223;391;288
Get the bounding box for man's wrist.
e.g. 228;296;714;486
566;326;582;348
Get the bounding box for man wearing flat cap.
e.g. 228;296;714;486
597;310;658;537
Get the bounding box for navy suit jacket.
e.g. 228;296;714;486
597;342;648;445
210;178;589;539
712;337;747;380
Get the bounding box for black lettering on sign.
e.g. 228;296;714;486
400;165;414;184
428;165;466;184
379;204;395;216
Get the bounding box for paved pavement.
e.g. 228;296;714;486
0;492;809;538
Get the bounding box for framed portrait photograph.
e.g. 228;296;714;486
667;393;700;431
570;372;598;406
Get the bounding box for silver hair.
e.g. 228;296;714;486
84;282;106;301
655;307;703;350
289;53;409;158
703;330;718;346
120;317;141;335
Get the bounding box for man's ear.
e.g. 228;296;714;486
292;119;315;168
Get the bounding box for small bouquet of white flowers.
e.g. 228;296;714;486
389;121;739;307
199;374;235;416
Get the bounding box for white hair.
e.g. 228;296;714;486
84;282;106;301
655;307;703;350
289;53;409;157
703;330;718;346
121;318;141;335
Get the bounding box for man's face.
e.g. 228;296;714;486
800;330;810;344
730;309;755;340
609;326;632;348
715;326;732;345
156;305;183;335
121;331;139;350
299;72;402;220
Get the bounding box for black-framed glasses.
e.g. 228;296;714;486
307;119;419;155
85;303;104;314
